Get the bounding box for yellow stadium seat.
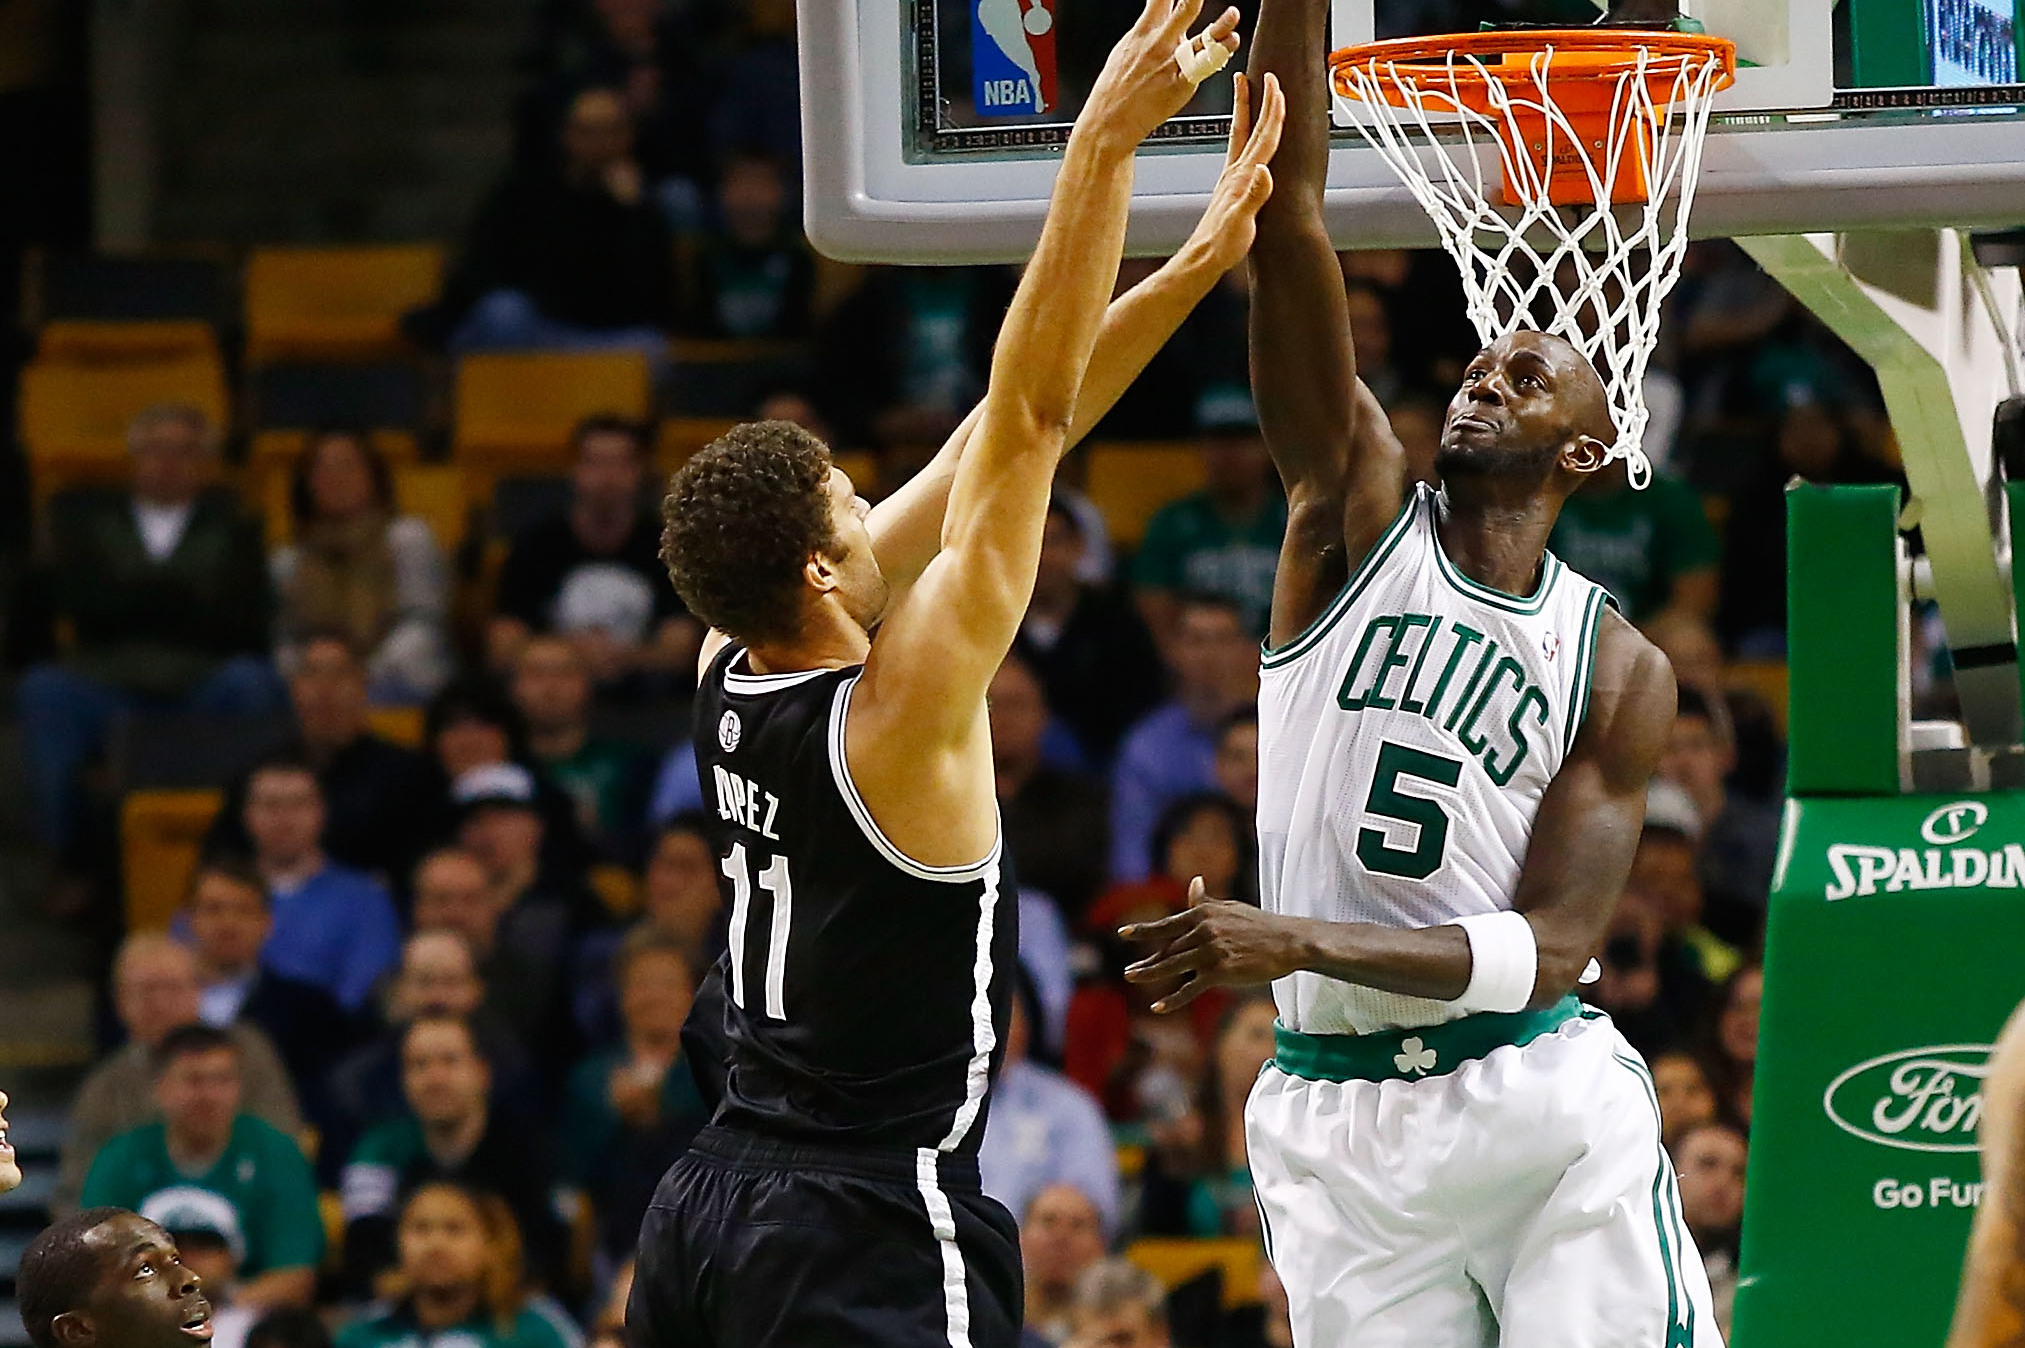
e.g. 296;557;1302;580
244;244;444;365
122;788;224;933
395;463;472;555
830;451;878;495
365;706;426;748
20;356;231;499
455;352;653;486
1084;443;1207;546
1124;1237;1262;1309
37;320;219;364
589;863;641;920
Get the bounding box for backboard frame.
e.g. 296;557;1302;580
801;0;2025;264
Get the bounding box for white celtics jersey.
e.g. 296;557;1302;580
1257;482;1614;1036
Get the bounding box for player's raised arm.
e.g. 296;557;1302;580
1248;0;1404;651
863;76;1283;597
857;0;1254;724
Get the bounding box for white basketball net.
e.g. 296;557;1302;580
1333;41;1730;487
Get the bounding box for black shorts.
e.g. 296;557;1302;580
627;1125;1024;1348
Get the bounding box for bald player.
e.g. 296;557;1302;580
1118;0;1710;1341
18;1209;213;1348
1948;999;2025;1347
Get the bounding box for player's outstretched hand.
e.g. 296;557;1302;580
1184;71;1285;275
1082;0;1242;151
1120;876;1305;1012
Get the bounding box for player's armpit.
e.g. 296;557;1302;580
1509;608;1676;1004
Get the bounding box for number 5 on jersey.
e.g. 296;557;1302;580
722;842;793;1019
1358;741;1463;879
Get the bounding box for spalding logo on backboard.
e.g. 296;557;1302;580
973;0;1057;116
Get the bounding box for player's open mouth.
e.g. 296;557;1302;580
179;1302;213;1339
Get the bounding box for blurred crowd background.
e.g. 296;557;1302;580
0;0;1945;1346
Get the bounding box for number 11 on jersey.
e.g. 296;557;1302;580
722;842;794;1019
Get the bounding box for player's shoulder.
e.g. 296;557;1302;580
1575;607;1676;764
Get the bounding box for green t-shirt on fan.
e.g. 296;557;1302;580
1548;473;1719;622
335;1303;576;1348
78;1115;323;1276
1131;492;1288;636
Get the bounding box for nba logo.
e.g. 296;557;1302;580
972;0;1056;116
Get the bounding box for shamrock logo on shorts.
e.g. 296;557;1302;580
1395;1037;1437;1076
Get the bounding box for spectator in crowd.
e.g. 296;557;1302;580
1673;1120;1749;1337
420;678;588;882
814;265;1013;449
678;152;815;339
488;417;701;691
1063;1260;1171;1348
1547;459;1719;626
206;633;436;887
57;936;300;1215
1707;963;1763;1127
324;932;536;1177
340;1015;564;1296
572;814;724;1043
1652;1050;1722;1150
1641;609;1725;705
560;929;709;1272
167;1226;257;1348
416;87;676;358
245;1309;333;1348
1109;595;1257;880
511;635;653;858
1636;784;1743;987
1212;706;1258;821
1659;685;1780;948
1021;1184;1109;1346
16;1209;217;1348
182;856;356;1120
411;844;567;1053
992;654;1111;921
80;1025;321;1310
1140;991;1274;1238
271;430;450;703
240;753;403;1012
447;765;585;1057
1132;391;1287;642
20;404;284;858
1069;796;1249;1120
334;1182;574;1348
980;980;1120;1234
1016;499;1165;763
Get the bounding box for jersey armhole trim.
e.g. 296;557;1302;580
827;673;1004;884
1260;487;1420;671
723;649;839;693
1563;587;1616;754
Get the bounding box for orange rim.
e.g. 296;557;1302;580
1329;29;1737;113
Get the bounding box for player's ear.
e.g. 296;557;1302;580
805;551;840;595
50;1310;95;1348
1561;434;1610;480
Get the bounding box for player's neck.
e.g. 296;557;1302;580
1434;483;1559;599
746;601;871;675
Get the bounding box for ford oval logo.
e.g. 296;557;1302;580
1822;1044;1991;1153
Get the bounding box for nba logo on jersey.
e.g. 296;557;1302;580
972;0;1055;116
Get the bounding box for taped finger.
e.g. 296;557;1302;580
1174;30;1235;88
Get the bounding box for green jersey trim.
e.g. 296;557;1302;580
1563;586;1614;754
1427;490;1562;616
1271;995;1591;1082
1260;490;1418;671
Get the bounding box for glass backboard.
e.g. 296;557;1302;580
801;0;2025;261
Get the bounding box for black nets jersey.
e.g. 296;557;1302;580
687;645;1019;1157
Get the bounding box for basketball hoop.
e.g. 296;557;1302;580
1331;29;1737;484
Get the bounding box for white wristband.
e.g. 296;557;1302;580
1445;911;1538;1014
1174;32;1233;88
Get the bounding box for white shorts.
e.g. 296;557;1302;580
1246;1006;1722;1348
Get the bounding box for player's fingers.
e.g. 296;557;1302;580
1224;72;1250;167
1118;908;1197;941
1236;72;1284;168
1202;5;1241;47
1160;0;1208;41
1123;941;1208;983
1187;875;1209;907
1153;976;1212;1014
